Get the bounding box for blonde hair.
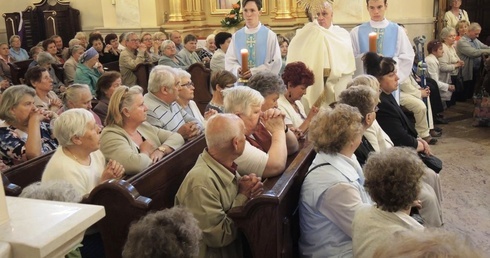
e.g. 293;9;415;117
105;85;144;127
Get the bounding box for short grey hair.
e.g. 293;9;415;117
36;51;56;66
124;32;138;42
175;68;191;80
68;38;81;47
468;22;481;32
223;86;264;115
9;35;21;45
53;108;95;146
122;206;202;258
348;74;381;93
20;181;82;202
161;40;175;53
148;65;178;93
248;71;286;97
205;113;243;149
69;44;85;57
440;27;456;41
61;84;90;107
206;34;215;43
0;85;36;124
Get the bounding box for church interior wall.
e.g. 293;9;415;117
1;0;435;49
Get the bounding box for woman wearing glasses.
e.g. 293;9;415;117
175;69;217;125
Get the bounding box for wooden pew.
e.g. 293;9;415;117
228;142;316;258
187;63;212;114
103;61;120;72
52;63;65;85
2;151;55;196
84;135;207;258
9;59;33;85
135;62;154;94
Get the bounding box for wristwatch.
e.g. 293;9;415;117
157;146;166;154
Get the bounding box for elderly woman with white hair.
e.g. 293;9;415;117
198;34;215;61
223;85;298;178
0;85;58;170
74;47;104;96
157;40;188;69
439;27;465;103
175;69;216;125
60;84;103;126
9;35;29;61
100;86;185;175
41;108;124;195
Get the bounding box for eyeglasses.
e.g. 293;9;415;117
129;39;140;42
181;81;194;87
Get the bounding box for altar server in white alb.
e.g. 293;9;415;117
225;0;282;79
287;0;356;108
350;0;414;103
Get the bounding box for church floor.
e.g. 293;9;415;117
430;100;490;255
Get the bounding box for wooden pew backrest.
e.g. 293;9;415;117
228;142;316;258
3;151;55;194
187;63;212;115
135;63;153;94
85;134;206;258
9;59;33;85
103;61;120;72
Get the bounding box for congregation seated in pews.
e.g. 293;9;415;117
5;2;483;256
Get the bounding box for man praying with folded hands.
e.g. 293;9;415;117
175;113;263;258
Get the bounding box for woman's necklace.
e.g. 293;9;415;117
65;147;90;165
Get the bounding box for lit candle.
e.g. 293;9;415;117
369;32;378;53
241;48;249;73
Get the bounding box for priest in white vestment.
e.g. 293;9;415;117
287;1;356;108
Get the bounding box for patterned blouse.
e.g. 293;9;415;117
0;121;58;170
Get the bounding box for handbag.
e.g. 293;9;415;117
418;153;443;173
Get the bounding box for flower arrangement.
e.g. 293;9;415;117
220;1;244;28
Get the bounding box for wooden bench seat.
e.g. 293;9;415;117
2;151;55;196
187;63;212;114
9;59;33;85
84;135;207;258
228;142;315;258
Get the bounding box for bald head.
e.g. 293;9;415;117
205;113;244;151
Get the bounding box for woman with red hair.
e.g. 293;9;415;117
278;61;317;135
